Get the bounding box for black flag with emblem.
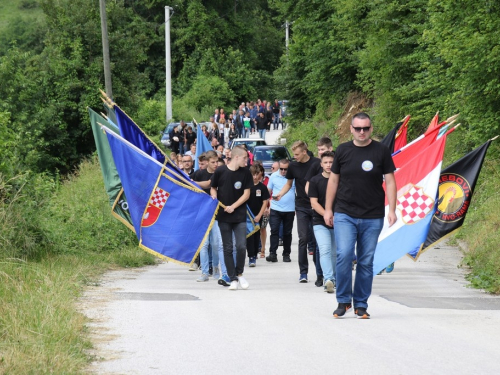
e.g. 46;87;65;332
409;140;492;260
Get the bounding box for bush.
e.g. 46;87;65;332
41;156;138;255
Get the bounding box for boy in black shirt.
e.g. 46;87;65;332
308;152;337;294
275;140;321;284
192;151;230;285
211;146;253;290
246;164;270;267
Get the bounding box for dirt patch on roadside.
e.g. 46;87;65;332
335;92;372;142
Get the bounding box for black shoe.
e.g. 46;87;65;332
266;254;278;262
209;266;213;276
333;303;352;318
315;277;324;287
218;277;230;287
283;255;291;262
355;307;370;319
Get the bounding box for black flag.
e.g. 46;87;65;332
409;140;492;260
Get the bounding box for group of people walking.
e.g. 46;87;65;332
169;99;285;154
187;112;397;319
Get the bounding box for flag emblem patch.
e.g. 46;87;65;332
397;185;434;224
142;187;170;227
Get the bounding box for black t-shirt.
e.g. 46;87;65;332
185;131;196;147
304;162;323;182
247;182;271;216
308;173;332;228
211;165;253;223
192;168;213;194
332;140;395;218
286;157;321;208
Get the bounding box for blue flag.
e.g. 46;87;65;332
114;106;166;164
246;207;260;238
194;123;213;170
103;126;219;265
113;105;199;189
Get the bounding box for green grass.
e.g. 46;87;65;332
0;0;43;33
456;147;500;293
0;157;156;374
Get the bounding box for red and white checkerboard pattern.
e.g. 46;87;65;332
397;186;434;224
150;188;169;208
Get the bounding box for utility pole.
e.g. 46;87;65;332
165;6;174;123
99;0;112;98
285;20;290;51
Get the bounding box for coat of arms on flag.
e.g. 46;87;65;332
397;185;435;225
142;187;170;227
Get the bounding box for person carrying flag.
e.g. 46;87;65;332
211;146;253;290
192;150;231;286
324;112;397;319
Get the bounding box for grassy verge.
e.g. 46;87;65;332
0;0;43;32
0;157;156;374
457;147;500;293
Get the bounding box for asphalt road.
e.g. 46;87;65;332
84;128;500;374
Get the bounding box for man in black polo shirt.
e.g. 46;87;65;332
275;140;321;283
324;112;397;319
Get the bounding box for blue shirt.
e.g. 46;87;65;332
250;107;258;120
268;171;295;212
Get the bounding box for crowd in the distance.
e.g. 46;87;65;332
167;99;285;158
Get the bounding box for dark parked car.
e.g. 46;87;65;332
160;122;195;148
252;145;292;176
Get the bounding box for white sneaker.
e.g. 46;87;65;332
228;280;238;290
238;276;249;290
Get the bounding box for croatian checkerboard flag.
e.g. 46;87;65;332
372;133;448;275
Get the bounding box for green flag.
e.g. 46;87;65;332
88;108;134;232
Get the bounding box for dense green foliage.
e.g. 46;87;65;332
272;0;500;148
0;0;283;176
272;0;500;292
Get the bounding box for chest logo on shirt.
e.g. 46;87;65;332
256;189;261;197
234;181;242;189
361;160;373;172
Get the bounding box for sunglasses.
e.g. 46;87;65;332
352;126;371;133
280;168;288;171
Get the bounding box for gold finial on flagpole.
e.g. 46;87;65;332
445;114;459;123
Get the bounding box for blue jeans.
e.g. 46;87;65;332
334;213;383;309
179;143;186;155
243;128;250;138
258;129;266;139
200;221;227;277
313;225;337;282
273;113;280;129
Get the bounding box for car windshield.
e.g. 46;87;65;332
254;148;288;161
234;140;265;152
